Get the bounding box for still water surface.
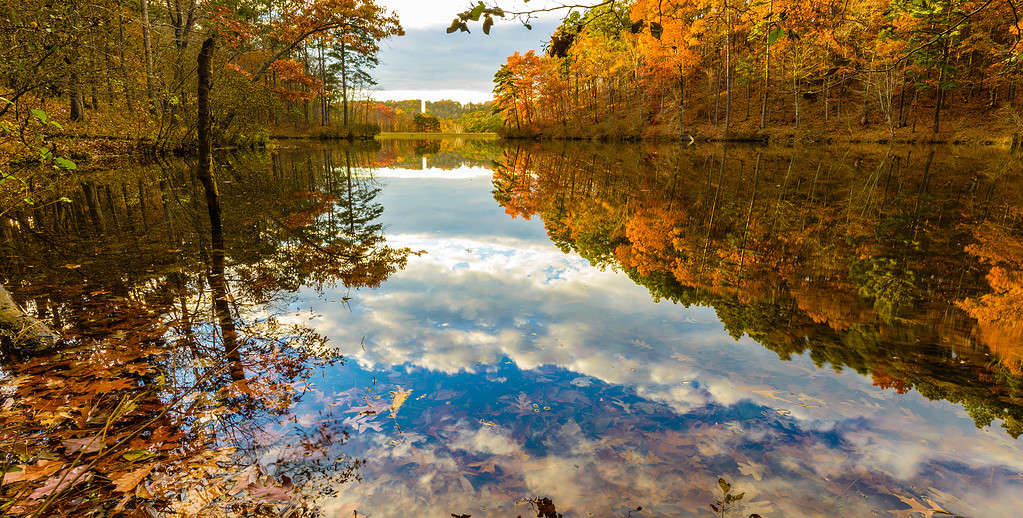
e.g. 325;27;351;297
3;139;1023;517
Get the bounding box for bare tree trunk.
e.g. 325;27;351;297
896;62;907;127
197;36;245;382
678;65;686;139
318;45;327;126
792;59;799;129
723;0;732;135
759;0;773;130
69;69;84;122
141;0;156;104
713;62;721;126
341;40;349;128
933;3;953;135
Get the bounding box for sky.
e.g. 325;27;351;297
372;1;565;103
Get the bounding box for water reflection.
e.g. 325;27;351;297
495;143;1023;437
2;139;1023;517
0;142;417;516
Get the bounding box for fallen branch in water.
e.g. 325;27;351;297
0;284;58;354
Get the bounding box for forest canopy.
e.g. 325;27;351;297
0;0;403;161
486;0;1023;140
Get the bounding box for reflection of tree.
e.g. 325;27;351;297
959;219;1023;376
0;144;413;515
338;150;385;248
373;138;503;170
493;143;1023;438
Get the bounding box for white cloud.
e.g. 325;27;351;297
371;89;495;103
370;166;495;179
276;170;1023;518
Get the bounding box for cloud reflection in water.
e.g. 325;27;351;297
280;173;1023;517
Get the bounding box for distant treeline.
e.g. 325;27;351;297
367;100;502;133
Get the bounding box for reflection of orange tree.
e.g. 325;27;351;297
0;148;412;515
958;219;1023;375
492;143;1023;437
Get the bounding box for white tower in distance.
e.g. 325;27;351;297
421;99;426;114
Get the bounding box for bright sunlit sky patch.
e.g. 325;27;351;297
373;1;568;103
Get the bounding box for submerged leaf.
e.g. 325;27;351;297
111;465;154;493
30;466;90;500
3;460;63;483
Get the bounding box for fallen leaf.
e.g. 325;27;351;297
389;386;412;418
62;437;104;454
111;465;155;493
3;460;63;483
247;480;290;503
122;449;155;462
30;466;90;499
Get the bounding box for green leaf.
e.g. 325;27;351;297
54;157;77;170
122;450;154;462
718;477;731;494
734;492;744;501
58;197;72;203
468;2;485;21
1;466;23;474
483;15;494;35
767;27;784;45
30;109;48;123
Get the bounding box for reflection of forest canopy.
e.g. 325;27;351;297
0;144;412;515
493;143;1023;438
374;139;504;170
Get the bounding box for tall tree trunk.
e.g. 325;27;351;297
141;0;156;105
896;62;907;127
319;45;327;126
303;45;311;125
88;48;100;109
112;8;135;110
678;65;686;139
69;69;84;122
724;0;732;135
341;40;349;128
933;2;954;135
793;58;799;129
760;0;773;130
197;36;245;382
713;62;721;126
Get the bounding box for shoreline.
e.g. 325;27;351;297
10;129;1019;170
497;129;1022;148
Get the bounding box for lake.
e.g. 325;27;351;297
2;138;1022;517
